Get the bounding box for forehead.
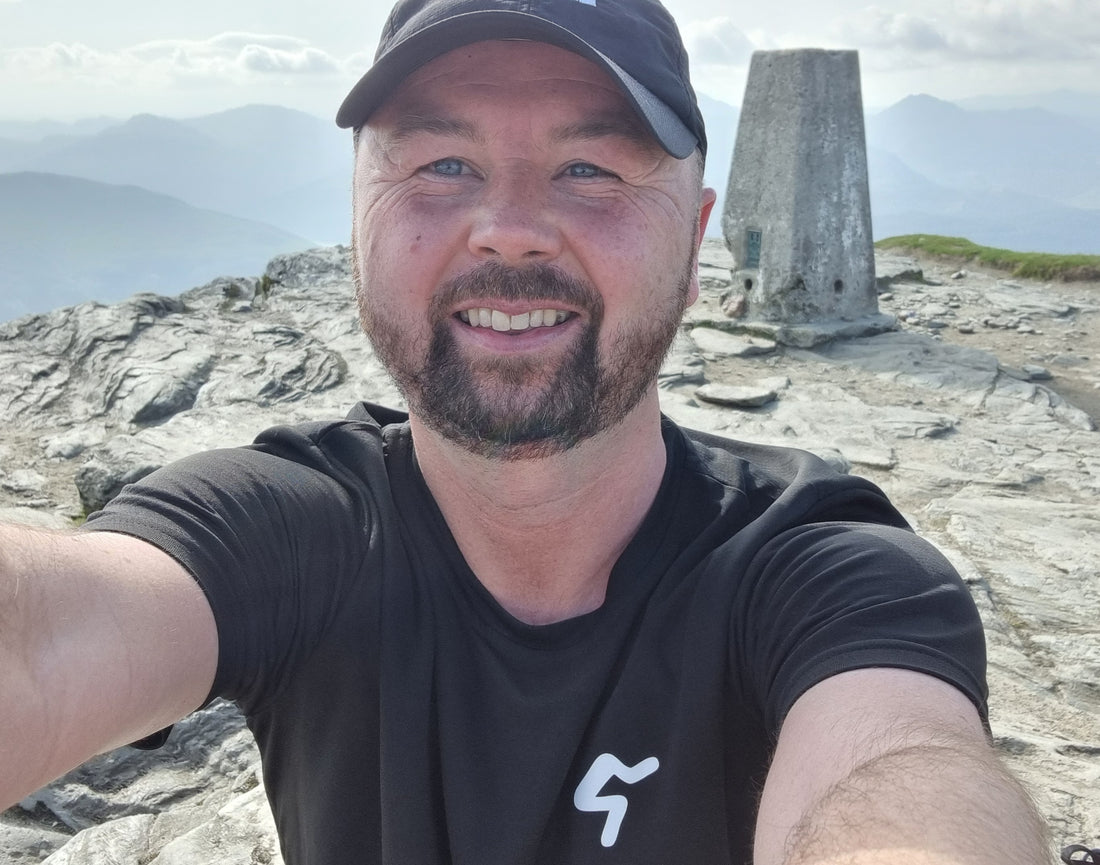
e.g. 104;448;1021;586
367;40;653;144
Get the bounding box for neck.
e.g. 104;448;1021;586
410;392;668;625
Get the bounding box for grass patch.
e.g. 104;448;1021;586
875;234;1100;282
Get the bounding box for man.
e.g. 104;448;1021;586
0;0;1049;862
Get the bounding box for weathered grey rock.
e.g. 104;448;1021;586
0;247;402;518
20;701;255;832
0;506;72;530
2;241;1099;859
149;786;281;865
39;787;282;865
689;327;776;358
658;331;707;388
695;383;779;408
40;814;159;863
1000;363;1053;383
39;426;108;461
105;351;217;426
875;255;924;289
1;468;47;495
74;436;173;513
742;313;898;349
263;245;351;289
0;294;191;428
985;285;1076;318
9;701;264;864
0;819;69;861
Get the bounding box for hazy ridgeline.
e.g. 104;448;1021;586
1;93;1099;321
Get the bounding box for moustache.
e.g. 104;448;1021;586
429;262;604;320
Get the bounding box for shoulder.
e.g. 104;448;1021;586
250;400;405;466
85;402;413;538
206;401;411;500
666;418;910;533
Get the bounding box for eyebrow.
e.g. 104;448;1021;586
386;113;485;146
550;113;657;152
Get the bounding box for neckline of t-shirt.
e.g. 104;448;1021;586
382;418;689;651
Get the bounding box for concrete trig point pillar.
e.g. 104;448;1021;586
721;49;894;346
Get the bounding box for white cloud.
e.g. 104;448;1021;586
682;17;757;66
951;0;1100;60
0;33;347;88
836;0;1100;63
836;8;949;54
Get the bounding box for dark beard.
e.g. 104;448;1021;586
364;261;689;460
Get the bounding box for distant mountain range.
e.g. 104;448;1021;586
0;105;352;244
955;89;1100;124
864;94;1100;247
0;105;349;320
0;173;310;322
0;92;1097;323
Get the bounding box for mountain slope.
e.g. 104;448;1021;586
865;94;1100;209
0;172;311;321
4;106;351;245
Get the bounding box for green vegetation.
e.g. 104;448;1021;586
875;235;1100;282
256;273;276;299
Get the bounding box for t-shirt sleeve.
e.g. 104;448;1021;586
82;422;383;713
736;519;988;736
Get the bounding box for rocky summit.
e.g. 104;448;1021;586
1;240;1097;862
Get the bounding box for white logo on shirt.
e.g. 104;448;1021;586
573;753;660;848
572;0;597;6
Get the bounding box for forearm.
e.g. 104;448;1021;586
782;738;1051;865
0;524;218;808
0;524;65;802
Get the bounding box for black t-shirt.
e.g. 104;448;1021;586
86;403;987;865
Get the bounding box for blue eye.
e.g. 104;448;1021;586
566;163;603;178
430;158;466;176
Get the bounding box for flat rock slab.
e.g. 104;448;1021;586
766;313;899;348
875;254;924;287
689;327;776;357
695;383;779;408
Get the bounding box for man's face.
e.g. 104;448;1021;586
352;40;713;459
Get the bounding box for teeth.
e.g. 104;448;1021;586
459;307;569;333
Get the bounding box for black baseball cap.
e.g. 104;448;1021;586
335;0;706;159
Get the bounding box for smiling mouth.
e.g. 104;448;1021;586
456;307;573;334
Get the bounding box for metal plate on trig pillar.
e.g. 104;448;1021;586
745;229;762;269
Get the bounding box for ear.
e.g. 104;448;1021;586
686;187;718;306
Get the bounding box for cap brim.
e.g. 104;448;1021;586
335;9;698;158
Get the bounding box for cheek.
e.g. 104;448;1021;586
355;206;469;335
567;201;677;294
563;189;687;272
367;195;473;276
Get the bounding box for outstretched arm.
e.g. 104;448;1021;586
754;668;1050;865
0;524;217;808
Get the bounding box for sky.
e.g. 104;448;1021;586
0;0;1098;122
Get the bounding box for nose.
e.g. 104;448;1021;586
467;168;563;265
